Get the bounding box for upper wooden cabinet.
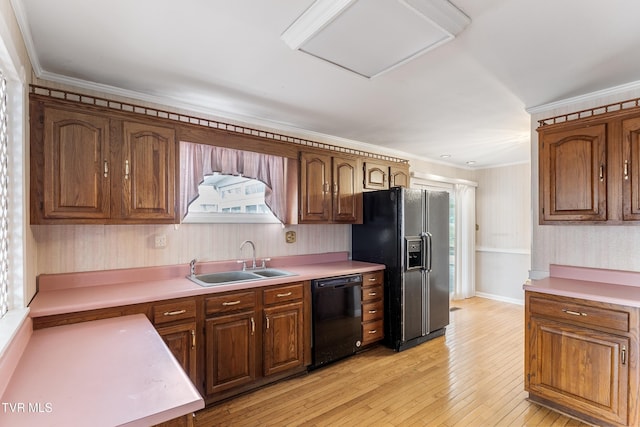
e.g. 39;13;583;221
538;106;640;224
299;151;362;223
622;116;640;220
363;161;410;190
539;124;607;222
30;98;177;224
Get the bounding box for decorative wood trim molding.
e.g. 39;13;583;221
30;85;409;164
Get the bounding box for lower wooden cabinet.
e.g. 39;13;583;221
263;283;305;376
203;283;309;402
361;271;384;347
205;310;257;395
525;291;639;426
152;299;198;385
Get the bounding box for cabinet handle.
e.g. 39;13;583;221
368;278;377;282
622;345;627;365
368;292;377;296
250;317;255;335
322;182;329;193
562;308;587;316
266;316;270;330
624;160;629;180
368;310;377;314
276;292;292;297
222;300;241;306
163;309;187;316
333;183;338;194
368;330;377;334
124;159;130;180
103;160;109;178
191;329;196;349
599;164;604;182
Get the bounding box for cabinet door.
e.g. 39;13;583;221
332;156;361;223
299;152;332;222
205;311;256;395
121;121;176;221
43;107;111;219
528;317;629;425
156;321;197;385
263;302;304;376
390;164;409;188
539;124;607;222
363;161;389;190
623;116;640;220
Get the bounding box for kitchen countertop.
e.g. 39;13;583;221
523;264;640;307
30;252;385;317
0;314;204;427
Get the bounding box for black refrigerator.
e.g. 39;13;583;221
352;187;450;352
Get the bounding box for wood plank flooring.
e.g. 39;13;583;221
193;297;591;427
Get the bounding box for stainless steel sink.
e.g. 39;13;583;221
251;268;295;278
187;269;296;287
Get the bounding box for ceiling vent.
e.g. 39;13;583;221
281;0;471;78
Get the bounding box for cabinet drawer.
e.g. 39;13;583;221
362;320;384;344
263;283;304;305
363;271;383;287
153;299;196;325
529;296;629;332
205;291;256;315
362;300;383;322
362;283;383;303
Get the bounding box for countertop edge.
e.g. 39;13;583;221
29;261;386;318
523;276;640;308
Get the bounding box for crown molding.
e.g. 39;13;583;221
526;79;640;114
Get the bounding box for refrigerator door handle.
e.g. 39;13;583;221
423;232;433;272
420;232;433;271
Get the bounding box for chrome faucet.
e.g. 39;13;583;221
189;258;197;277
239;240;257;270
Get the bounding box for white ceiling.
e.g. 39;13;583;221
11;0;640;168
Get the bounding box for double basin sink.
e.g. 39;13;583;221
188;268;296;287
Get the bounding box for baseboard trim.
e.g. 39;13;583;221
475;292;524;306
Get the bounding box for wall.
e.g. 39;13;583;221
33;223;350;274
530;84;640;278
475;163;531;303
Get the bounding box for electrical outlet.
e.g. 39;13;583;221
285;230;296;243
154;234;167;248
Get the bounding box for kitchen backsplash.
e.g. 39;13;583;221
31;223;351;274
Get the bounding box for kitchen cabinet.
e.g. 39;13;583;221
30;98;176;224
538;123;607;222
360;270;384;346
204;291;258;395
262;283;305;376
152;299;198;386
525;291;639;426
363;161;410;190
622;116;640;220
299;151;362;223
537;105;640;224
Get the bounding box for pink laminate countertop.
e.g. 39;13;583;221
30;257;385;317
0;314;204;427
523;264;640;307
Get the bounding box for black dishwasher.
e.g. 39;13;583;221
311;274;363;369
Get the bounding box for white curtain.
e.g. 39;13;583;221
453;183;476;300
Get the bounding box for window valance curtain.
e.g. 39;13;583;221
180;141;286;223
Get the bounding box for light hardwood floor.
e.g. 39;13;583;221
194;297;591;427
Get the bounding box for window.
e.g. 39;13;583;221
0;71;7;318
183;173;279;223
